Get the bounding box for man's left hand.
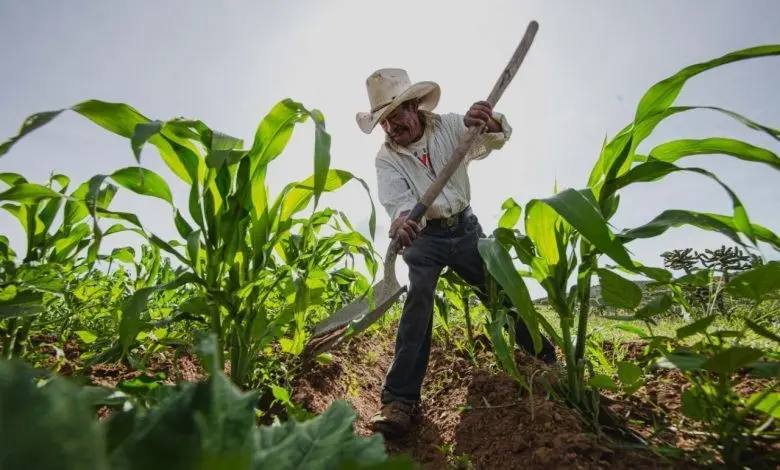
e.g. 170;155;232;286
464;101;501;133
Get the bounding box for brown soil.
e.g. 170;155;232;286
292;330;679;470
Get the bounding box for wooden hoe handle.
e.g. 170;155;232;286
399;20;539;239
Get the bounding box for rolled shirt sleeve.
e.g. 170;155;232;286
449;111;513;163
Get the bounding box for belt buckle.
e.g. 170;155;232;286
443;214;458;228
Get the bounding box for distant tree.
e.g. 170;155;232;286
661;248;698;274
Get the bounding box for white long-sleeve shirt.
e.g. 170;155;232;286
375;110;513;224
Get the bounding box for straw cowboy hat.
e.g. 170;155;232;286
356;68;440;134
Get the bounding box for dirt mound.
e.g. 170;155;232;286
293;330;673;470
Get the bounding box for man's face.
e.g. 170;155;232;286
380;100;422;147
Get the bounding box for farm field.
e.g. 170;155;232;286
1;39;779;470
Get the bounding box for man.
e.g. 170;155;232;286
356;68;556;438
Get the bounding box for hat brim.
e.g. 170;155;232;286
356;81;440;134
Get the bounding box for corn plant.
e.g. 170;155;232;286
645;261;780;466
0;171;125;358
477;44;780;420
0;98;379;387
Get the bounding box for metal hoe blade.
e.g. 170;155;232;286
303;20;540;358
304;243;405;357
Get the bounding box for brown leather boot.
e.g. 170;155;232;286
370;401;418;438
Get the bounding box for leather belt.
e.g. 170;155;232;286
425;206;473;229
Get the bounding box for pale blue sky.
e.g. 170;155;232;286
1;1;778;297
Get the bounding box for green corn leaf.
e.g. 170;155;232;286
656;352;708;371
309;108;331;209
247;99;308;170
119;273;201;356
676;315;716;339
498;197;522;229
589;374;619;391
612;323;649;339
0;100;200;184
746;391;780;419
681;389;707;421
635;45;780;123
745;319;780;344
532;189;646;277
701;347;764;375
205;130;243;170
635;293;674;320
675;269;712;288
617;362;644;395
477;238;542;353
109;247;136;264
0;173;27;186
131;121;163;164
617;361;643;389
596;268;642;309
0;183;63;204
0;110;65;158
588;47;780;197
614;159;756;244
649;138;780;172
724;261;780;301
110;167;174;204
618;210;780;251
525;198;563;268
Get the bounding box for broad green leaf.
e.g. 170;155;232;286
498;197;522;229
525;198;562;268
635;293;673;320
534;188;635;270
634;45;780;123
649;138;780;171
745;319;780;344
131;121;163;164
617;362;643;394
596;268;642;309
119;273;201;356
0;173;27;186
656;352;708;371
614;160;755;244
477;238;542;353
747;391;780;419
109;247;136;264
588;47;780;198
111;167;174;204
0;360;108;470
701;347;764;375
0;290;45;319
590;375;618;391
612;323;649;339
681;389;707;421
309;108;331;208
675;269;712;287
618;210;780;251
278;170;354;222
724;261;780;300
0;183;62;204
676;315;716;339
253;399;389;469
0;110;65;158
75;330;98;344
205;130;242;169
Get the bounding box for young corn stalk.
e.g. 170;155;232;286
0;98;379;387
478;44;780;419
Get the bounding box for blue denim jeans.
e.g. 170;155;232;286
380;210;557;405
